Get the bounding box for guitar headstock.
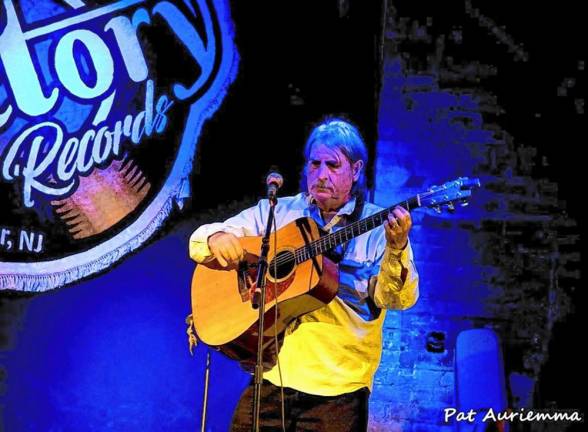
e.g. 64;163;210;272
420;177;481;213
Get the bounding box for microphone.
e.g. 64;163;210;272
266;172;283;202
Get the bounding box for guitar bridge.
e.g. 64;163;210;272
237;260;252;302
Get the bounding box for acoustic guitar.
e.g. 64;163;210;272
191;177;480;368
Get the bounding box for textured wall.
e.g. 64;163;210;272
368;2;581;430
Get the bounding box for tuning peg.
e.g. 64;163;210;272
460;178;481;190
433;206;442;214
447;202;455;212
460;199;469;207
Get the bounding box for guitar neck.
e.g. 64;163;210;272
294;195;422;264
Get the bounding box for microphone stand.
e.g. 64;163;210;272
251;194;277;432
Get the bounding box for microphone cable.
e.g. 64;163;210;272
271;215;287;432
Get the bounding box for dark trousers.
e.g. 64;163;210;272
231;380;369;432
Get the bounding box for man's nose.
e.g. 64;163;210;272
317;163;329;179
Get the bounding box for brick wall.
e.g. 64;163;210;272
368;5;579;430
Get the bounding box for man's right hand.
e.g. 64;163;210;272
207;232;244;268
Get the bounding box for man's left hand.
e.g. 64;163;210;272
384;206;412;250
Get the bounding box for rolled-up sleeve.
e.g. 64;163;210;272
189;201;266;263
370;239;419;310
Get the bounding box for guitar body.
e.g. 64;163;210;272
191;217;339;369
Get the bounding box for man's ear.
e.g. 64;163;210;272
352;160;364;182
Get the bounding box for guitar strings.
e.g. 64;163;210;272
270;188;449;267
270;184;466;267
269;206;395;267
269;211;390;267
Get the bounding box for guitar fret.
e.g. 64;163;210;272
298;249;305;263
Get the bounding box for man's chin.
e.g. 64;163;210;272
311;193;340;210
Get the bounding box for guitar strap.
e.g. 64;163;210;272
323;195;365;264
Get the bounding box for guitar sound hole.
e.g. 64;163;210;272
268;250;296;280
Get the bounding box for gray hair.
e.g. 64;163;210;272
300;117;368;201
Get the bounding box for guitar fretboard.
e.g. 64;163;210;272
294;196;421;264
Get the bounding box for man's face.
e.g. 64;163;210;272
306;143;363;212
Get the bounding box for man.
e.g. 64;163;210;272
189;118;419;431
